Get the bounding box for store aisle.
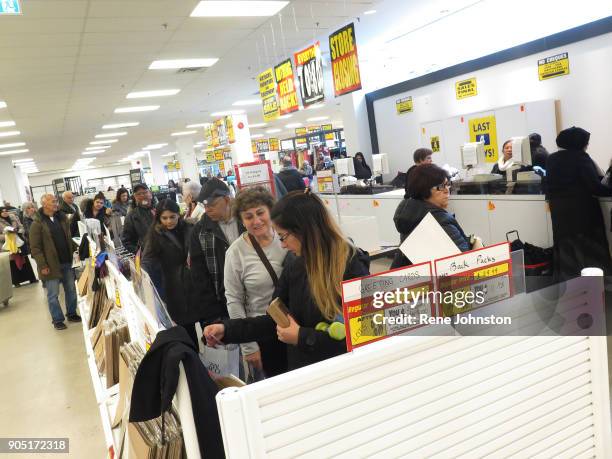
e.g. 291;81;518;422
0;282;105;457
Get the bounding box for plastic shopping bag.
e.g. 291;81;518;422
200;344;240;378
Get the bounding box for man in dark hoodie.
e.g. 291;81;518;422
121;183;155;254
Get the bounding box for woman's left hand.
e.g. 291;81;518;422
277;315;300;345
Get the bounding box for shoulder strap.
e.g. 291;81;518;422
248;233;279;287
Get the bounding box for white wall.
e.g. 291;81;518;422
373;31;612;177
28;164;132;188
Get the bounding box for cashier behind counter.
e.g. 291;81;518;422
491;139;533;179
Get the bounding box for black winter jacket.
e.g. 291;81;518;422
129;326;224;459
189;214;246;325
277;167;306;192
120;205;154;254
223;249;370;372
392;198;470;268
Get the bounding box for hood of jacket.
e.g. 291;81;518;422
36;207;66;223
394;198;451;237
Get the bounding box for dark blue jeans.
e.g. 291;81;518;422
43;263;77;324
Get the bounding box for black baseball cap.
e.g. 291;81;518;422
197;178;230;204
133;183;149;193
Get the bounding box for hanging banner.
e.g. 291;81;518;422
268;138;280;151
225;116;235;144
396;97;413;114
206;151;215;162
329;23;362;97
274;59;299;115
295;137;308;147
256;139;270;153
538;52;569;80
455;77;477;99
204;125;213;146
251;140;257;155
307;125;321;133
294;42;325;107
468;115;498;162
214;151;225;161
259;68;280;122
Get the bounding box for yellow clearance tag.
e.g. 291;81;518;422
115;289;121;307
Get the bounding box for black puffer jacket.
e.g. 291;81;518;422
223;249;370;372
120;205;154;254
392;198;470;268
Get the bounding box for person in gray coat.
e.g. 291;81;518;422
121;184;154;254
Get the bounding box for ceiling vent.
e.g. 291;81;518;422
176;67;207;74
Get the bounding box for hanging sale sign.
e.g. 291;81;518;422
329;23;362;97
274;59;299;115
321;123;333;131
469;115;498;162
294;42;325;107
295;127;307;137
259;68;280;122
268;138;280;151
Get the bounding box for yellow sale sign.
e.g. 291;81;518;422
259;68;279;122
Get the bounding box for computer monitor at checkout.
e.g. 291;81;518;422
510;136;531;166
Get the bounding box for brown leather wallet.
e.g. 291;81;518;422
267;297;290;328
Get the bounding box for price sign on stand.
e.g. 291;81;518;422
234;160;277;197
341;262;434;351
434;242;512;318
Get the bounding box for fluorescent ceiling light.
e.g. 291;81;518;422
364;10;377;15
266;129;281;134
251;134;264;139
85;146;109;151
126;89;181;99
0;101;6;109
149;59;218;70
0;121;16;128
12;158;33;163
232;99;261;106
18;163;36;168
103;122;139;129
0;148;29;156
0;142;25;149
249;123;267;128
278;114;292;120
210;109;245;117
145;144;168;150
306;116;329;122
0;131;20;138
114;106;159;113
307;103;325;110
285;123;302;128
171;130;197;136
161;152;177;157
191;1;289;17
82;151;104;155
90;139;118;145
186;123;211;128
95;132;127;138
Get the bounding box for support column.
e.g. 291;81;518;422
0;157;27;205
340;91;372;161
175;137;199;182
148;150;167;186
230;114;254;165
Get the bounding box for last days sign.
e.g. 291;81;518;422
294;42;324;107
329;23;362;97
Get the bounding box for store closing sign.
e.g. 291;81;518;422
538;52;569;80
469;115;498;162
329;23;362;97
259;68;280;122
274;59;299;115
455;77;477;99
294;42;325;107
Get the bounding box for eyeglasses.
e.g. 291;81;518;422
434;182;452;192
278;231;291;243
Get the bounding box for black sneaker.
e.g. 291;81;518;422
54;322;67;330
67;314;82;323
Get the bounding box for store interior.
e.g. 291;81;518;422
1;0;612;457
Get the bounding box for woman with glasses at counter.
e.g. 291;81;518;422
392;163;472;268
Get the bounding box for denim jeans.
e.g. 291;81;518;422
43;263;78;324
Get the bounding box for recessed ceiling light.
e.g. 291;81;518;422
145;144;168;150
266;129;281;134
0;101;6;109
364;10;377;15
0;121;16;128
307;103;325;110
186;123;211;128
306;116;329;122
95;132;127;138
249;123;267;128
12;158;33;163
210;109;245;117
232;99;261;106
90;139;118;145
126;89;181;99
161;152;177;157
82;151;104;155
171;130;197;136
191;1;289;17
149;59;219;69
251;134;264;139
278;114;292;120
285;123;302;128
0;142;25;149
0;130;20;138
102;122;140;129
85;146;109;151
114;106;159;113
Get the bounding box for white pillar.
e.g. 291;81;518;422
148;151;167;186
175;137;199;182
0;157;27;205
230;114;254;165
340;91;372;161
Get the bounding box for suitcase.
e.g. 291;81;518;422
0;251;13;306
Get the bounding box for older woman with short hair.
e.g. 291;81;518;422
182;180;204;223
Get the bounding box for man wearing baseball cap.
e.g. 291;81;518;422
121;183;155;254
189;178;245;324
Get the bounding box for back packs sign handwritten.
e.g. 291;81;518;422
274;59;299;115
469;115;498;162
329;23;362;97
294;42;325;107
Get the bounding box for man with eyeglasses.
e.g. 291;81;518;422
189;178;245;325
120;183;155;254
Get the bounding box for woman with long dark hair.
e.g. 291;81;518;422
204;189;370;372
353;152;372;180
112;187;130;217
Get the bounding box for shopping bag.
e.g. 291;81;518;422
200;344;240;377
